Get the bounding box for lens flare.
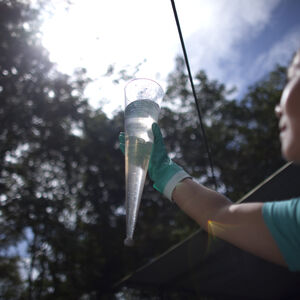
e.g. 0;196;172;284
206;220;236;253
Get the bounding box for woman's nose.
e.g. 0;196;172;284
275;104;282;118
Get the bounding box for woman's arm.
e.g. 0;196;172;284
172;178;287;267
120;124;287;267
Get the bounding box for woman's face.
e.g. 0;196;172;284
276;50;300;162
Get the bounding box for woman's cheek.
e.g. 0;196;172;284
285;77;300;116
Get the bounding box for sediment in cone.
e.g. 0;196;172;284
124;237;134;247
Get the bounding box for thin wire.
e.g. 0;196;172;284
170;0;217;189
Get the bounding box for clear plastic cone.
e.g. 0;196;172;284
124;79;163;246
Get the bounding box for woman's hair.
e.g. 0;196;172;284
287;49;300;80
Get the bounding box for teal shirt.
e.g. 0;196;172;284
262;198;300;271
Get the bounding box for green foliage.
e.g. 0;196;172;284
212;66;286;199
0;256;23;299
164;56;285;201
0;1;182;298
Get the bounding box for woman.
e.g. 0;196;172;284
120;50;300;271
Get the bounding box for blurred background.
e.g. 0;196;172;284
0;0;299;299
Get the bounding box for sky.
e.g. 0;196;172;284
40;0;300;117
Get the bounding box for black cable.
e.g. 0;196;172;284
170;0;217;189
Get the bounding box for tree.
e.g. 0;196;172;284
0;1;90;298
0;1;179;298
163;57;285;201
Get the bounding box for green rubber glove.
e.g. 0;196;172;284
119;123;190;200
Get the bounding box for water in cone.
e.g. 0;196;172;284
124;99;160;245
